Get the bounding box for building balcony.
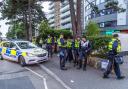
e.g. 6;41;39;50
61;23;72;29
61;17;71;24
48;14;55;19
60;5;70;13
49;19;55;24
60;10;70;18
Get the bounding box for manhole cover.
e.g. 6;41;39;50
0;76;35;89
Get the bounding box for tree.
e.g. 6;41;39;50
0;0;46;40
39;20;51;38
85;21;100;36
6;23;26;39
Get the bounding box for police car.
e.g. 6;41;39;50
0;40;48;66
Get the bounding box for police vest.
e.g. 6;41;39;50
67;40;72;48
47;38;52;44
75;40;80;48
108;38;121;52
57;38;66;47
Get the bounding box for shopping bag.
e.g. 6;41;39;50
101;60;109;70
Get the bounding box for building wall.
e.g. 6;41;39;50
84;0;128;33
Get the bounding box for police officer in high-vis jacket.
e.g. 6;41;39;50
73;36;80;67
103;34;125;79
46;35;52;58
57;34;67;70
66;36;73;63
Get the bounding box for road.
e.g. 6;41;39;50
0;55;128;89
0;60;65;89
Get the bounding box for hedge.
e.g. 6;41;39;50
86;35;112;58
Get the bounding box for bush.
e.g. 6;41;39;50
86;35;112;58
85;21;100;36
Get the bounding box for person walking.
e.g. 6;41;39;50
46;35;52;58
57;34;67;70
103;34;125;79
78;37;91;71
66;36;73;63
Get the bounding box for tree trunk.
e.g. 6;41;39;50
68;0;77;38
28;0;32;41
76;0;82;37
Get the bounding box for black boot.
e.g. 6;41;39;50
77;60;82;69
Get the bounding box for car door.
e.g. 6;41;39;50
9;42;19;61
2;42;11;60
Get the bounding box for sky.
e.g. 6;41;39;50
0;1;49;37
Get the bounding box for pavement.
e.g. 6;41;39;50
0;54;128;89
40;54;128;89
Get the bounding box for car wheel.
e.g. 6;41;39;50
19;56;26;67
0;54;4;60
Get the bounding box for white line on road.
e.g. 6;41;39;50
25;67;48;89
39;65;72;89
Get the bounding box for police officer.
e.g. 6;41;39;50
57;34;67;70
103;34;125;79
66;36;73;63
78;37;91;70
73;36;80;67
46;35;52;58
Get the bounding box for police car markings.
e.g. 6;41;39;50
24;67;48;89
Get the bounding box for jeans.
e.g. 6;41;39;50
46;44;52;57
59;48;66;69
66;48;73;62
73;48;79;65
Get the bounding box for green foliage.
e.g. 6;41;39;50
6;23;25;39
86;35;112;58
39;20;72;41
0;0;46;40
85;21;100;36
105;0;126;12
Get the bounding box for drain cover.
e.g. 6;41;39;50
0;76;35;89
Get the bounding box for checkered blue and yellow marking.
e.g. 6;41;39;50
0;47;27;58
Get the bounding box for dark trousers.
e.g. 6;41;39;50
104;55;121;78
59;48;66;69
79;51;88;69
73;49;79;66
46;44;52;58
66;48;73;62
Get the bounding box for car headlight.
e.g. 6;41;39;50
27;53;35;57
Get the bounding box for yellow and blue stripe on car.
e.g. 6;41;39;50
0;47;27;59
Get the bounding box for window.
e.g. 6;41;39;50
17;42;37;49
2;42;10;47
10;42;19;50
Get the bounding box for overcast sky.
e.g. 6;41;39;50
0;1;49;37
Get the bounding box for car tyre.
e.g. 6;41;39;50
19;56;26;67
0;54;4;60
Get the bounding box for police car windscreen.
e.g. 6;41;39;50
17;42;37;49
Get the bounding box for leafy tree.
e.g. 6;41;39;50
85;21;100;36
0;0;46;40
6;23;25;39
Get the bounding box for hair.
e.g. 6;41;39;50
113;34;118;38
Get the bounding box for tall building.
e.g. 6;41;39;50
48;0;77;30
84;0;128;34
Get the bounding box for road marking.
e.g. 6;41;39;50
39;65;72;89
25;67;48;89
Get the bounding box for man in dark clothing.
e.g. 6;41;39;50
78;37;91;70
103;34;125;79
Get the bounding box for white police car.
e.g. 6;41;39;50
0;40;48;66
